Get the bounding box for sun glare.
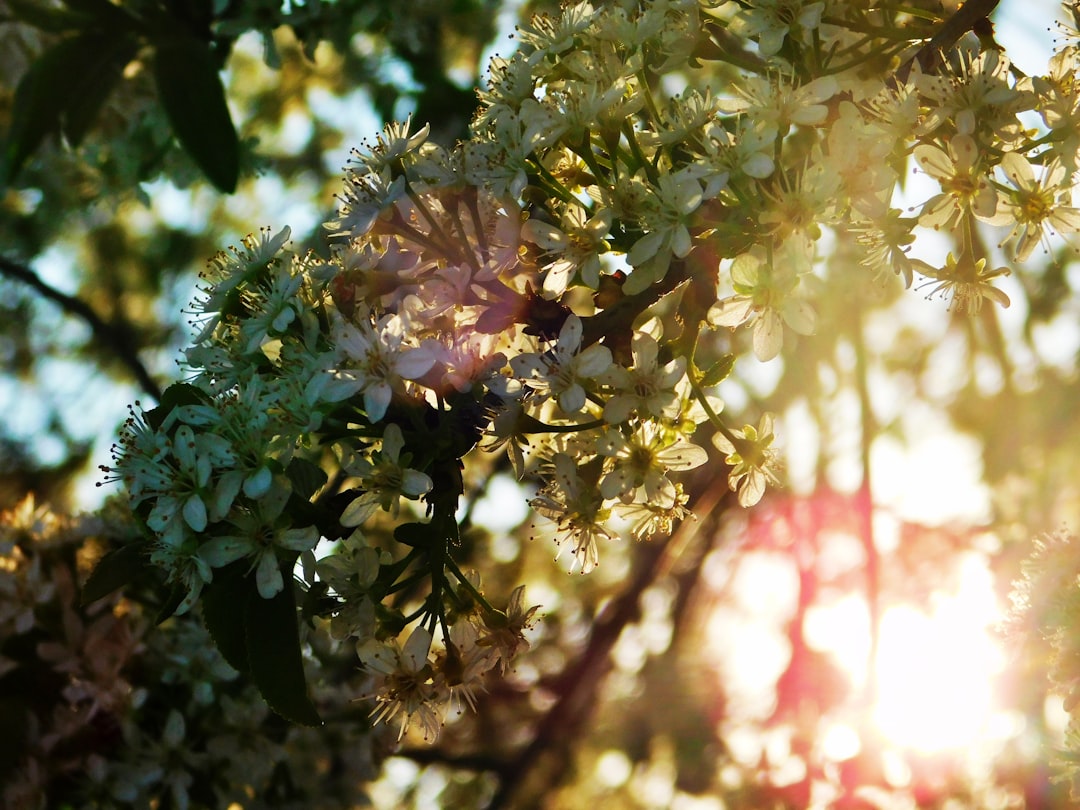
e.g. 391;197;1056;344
871;556;1005;753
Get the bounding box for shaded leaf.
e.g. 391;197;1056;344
0;698;30;785
62;34;138;147
699;354;735;387
80;540;152;605
4;34;100;182
246;573;322;726
145;382;212;430
286;457;328;501
152;37;239;193
394;522;432;548
155;581;187;625
8;0;93;31
2;25;135;182
201;561;252;674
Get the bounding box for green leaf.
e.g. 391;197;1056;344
8;0;93;31
394;522;432;548
80;540;152;605
155;581;187;625
201;561;252;674
286;457;328;501
59;0;132;27
61;34;138;147
699;354;735;387
245;573;322;726
145;382;212;430
0;697;30;785
152;37;239;193
4;36;87;182
3;29;136;182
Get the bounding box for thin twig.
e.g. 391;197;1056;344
0;254;162;400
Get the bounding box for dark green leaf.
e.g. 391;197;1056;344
4;36;87;182
0;698;30;784
201;562;252;674
286;457;328;501
145;382;212;430
153;37;239;193
699;354;735;387
394;522;433;548
155;581;187;625
3;30;137;182
8;0;93;31
60;0;131;24
80;540;152;605
246;574;322;726
62;35;138;147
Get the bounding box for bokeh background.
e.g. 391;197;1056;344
3;0;1080;807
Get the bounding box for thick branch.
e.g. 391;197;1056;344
0;254;162;400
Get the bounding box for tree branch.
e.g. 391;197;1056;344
484;477;731;810
0;254;162;400
895;0;1002;83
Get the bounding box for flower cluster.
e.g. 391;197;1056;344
0;496;382;809
99;0;1080;739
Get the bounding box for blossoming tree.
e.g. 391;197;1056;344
9;0;1080;806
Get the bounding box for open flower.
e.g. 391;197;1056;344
530;453;612;573
728;0;825;57
599;333;686;423
325;313;437;422
358;626;442;741
511;314;612;414
199;479;321;599
523;204;612;296
917;252;1011;314
712;414;781;507
914;135;1002;232
996;151;1080;261
596;422;707;507
708;252;815;362
339;424;433;527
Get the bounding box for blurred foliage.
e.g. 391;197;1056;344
3;0;1080;808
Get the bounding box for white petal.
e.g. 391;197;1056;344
395;347;437;380
183;494;208;532
243;466;273;499
708;296;754;327
402;626;433;672
381;423;405;459
255;549;283;599
574;344;612;377
521;219;568;251
364;383;393;422
752;311;784;361
357;638;397;674
557;384;587;414
603;395;635;424
557;314;584;352
782;299;816;335
200;536;254;567
341;493;379;527
279;526;321;551
628;230;664;267
737;469;767;507
173;425;197;470
730;253;761;288
401;470;433;497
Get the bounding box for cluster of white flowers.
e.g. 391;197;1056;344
101;0;1080;739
